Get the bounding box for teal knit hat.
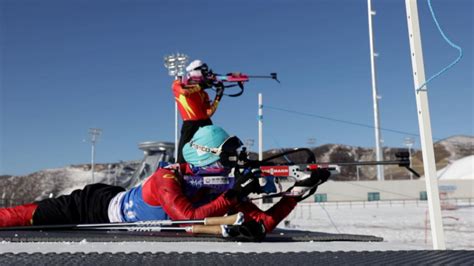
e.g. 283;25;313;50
183;125;230;167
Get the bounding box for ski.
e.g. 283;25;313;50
0;212;244;231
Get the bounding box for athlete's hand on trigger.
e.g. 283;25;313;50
231;168;262;198
215;82;224;100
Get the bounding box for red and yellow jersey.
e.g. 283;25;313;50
172;80;211;121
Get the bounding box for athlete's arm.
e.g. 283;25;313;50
206;83;223;117
206;98;220;117
141;168;237;220
172;80;202;96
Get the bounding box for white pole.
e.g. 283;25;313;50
258;93;264;208
10;192;15;206
89;128;102;184
408;145;413;180
175;100;179;162
258;93;263;161
174;74;180;163
91;141;95;183
367;0;384;181
164;53;188;163
404;137;415;180
405;0;446;250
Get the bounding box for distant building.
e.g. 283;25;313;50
304;179;473;203
125;141;174;188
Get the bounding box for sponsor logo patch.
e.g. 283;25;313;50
203;176;230;185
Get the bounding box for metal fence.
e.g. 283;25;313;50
0;198;27;208
259;197;473;215
2;196;472;210
293;197;473;209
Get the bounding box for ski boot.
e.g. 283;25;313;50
222;220;266;241
0;203;38;227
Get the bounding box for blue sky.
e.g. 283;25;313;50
1;0;472;175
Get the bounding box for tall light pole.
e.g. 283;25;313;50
404;137;415;180
88;128;102;184
245;139;255;151
258;93;263;161
164;53;189;162
9;192;15;207
367;0;385;181
1;190;5;207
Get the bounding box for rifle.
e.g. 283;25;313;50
256;149;419;177
185;71;280;97
236;148;421;200
158;148;420;201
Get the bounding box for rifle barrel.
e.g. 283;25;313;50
316;160;408;167
247;75;274;78
248;73;280;83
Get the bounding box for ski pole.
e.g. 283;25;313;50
89;224;225;235
0;212;244;231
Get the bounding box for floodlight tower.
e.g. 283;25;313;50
164;53;189;162
367;0;385;181
88;128;102;184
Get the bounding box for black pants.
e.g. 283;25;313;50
33;183;125;225
177;119;213;163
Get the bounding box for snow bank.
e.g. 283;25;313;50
56;167;107;196
437;155;474;180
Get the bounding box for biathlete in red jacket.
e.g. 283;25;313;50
0;126;330;240
173;59;224;163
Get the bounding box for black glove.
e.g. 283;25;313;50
226;168;261;199
199;79;214;89
289;168;331;202
215;82;224;101
225;220;266;242
297;168;331;187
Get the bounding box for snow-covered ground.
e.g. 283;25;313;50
286;200;473;250
437;155;474;180
0;200;471;253
53;167;107;196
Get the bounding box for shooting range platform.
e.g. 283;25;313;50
0;228;382;243
0;250;472;265
0;229;472;265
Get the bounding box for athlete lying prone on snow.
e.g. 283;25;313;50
0;125;330;240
